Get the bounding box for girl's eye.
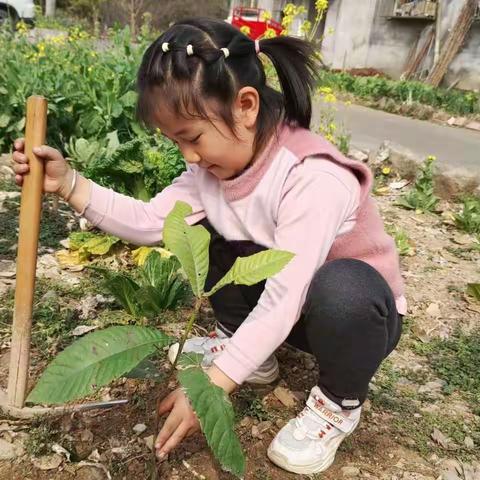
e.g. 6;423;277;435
189;134;202;144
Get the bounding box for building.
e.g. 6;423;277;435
229;0;480;91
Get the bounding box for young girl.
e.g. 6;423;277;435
12;17;406;475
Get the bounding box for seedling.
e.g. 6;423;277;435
27;201;294;477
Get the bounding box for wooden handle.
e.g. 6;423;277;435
8;96;47;408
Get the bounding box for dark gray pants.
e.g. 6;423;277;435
201;220;403;408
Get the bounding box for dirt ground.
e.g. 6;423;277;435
0;169;479;480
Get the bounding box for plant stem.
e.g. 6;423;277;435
172;298;203;369
151;297;203;479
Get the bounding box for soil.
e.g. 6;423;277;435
0;171;478;480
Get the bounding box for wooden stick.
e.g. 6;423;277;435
7;96;47;408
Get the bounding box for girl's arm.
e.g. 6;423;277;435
213;160;361;385
74;166;205;245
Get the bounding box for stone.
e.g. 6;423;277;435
143;435;155;450
273;386;298;408
418;380;446;394
31;453;63;470
464;436;474;449
75;465;107;480
256;421;272;434
447;117;456;126
0;438;17;460
465;121;480;132
348;147;369;163
304;358;316;370
453;117;468;127
251;425;261;438
341;465;360;477
79;429;94;443
239;416;253;428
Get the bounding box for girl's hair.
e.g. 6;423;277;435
136;17;318;154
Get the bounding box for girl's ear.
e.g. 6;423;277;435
234;86;260;129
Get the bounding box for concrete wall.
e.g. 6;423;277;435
321;0;480;91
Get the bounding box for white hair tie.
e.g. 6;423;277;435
161;42;169;53
186;44;194;56
220;47;230;58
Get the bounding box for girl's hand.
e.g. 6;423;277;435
12;138;73;198
155;388;200;460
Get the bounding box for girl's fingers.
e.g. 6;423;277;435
32;145;63;162
157;391;177;417
156;423;191;459
155;409;180;451
12;151;28;164
14;138;25;151
13;163;29;175
15;174;23;186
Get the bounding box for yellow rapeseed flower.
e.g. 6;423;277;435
382;167;391;175
315;0;329;12
261;10;272;21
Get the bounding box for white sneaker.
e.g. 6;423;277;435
167;328;279;385
267;386;362;474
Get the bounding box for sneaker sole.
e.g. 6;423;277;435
267;431;353;474
168;343;279;385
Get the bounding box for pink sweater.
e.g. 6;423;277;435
81;124;407;384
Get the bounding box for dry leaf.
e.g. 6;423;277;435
426;303;441;318
431;428;455;450
71;325;98;337
273;386;298;408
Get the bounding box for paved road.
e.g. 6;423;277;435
312;102;480;174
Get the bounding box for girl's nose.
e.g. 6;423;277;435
182;148;201;165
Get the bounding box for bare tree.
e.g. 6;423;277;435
45;0;57;17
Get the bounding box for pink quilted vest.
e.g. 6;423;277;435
281;126;405;300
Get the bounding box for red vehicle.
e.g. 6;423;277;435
231;6;283;39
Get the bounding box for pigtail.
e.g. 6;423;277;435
258;36;318;129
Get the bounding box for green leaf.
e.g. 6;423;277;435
206;249;294;297
104;274;141;317
178;366;245;477
125;356;165;382
177;352;204;369
163;201;210;297
27;326;174;405
467;283;480;302
0;114;10;128
81;234;120;255
69;231;98;250
135;285;166;318
120;90;137;107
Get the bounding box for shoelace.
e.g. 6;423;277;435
294;406;336;441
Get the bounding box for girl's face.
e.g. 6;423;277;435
152;87;260;180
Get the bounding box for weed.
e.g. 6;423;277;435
25;417;60;456
396;156;439;213
454;196;480;235
234;387;271;422
386;225;415;256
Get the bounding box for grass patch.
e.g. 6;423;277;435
0;197;73;260
0;176;19;192
0;275;116;361
319;70;480;116
418;329;480;413
370;359;480;459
